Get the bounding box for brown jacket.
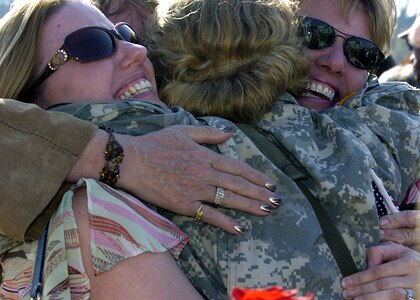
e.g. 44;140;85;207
0;99;97;241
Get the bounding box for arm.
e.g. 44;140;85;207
0;99;96;241
1;100;278;242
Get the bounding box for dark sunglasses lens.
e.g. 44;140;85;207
344;37;384;70
298;18;335;50
116;24;140;44
66;28;115;61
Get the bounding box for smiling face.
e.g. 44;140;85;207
34;1;162;108
297;0;371;111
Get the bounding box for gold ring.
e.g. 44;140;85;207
194;204;204;222
214;187;225;206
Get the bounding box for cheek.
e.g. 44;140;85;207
344;68;368;93
46;63;115;103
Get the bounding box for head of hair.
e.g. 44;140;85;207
299;0;397;56
0;0;87;102
147;0;309;122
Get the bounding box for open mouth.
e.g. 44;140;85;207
116;79;153;100
303;81;336;102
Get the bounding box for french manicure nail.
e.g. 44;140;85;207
222;126;233;132
260;204;274;212
269;196;282;206
234;225;246;234
265;182;276;192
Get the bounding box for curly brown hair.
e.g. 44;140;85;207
147;0;309;122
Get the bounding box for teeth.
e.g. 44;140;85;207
118;79;153;100
306;81;335;101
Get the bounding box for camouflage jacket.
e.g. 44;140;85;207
48;80;419;299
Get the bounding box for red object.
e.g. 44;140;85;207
231;286;314;300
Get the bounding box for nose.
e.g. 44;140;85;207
313;39;347;75
116;41;148;70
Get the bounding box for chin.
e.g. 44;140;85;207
297;96;337;111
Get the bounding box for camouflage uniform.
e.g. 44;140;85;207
50;79;419;299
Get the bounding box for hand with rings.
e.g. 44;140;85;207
117;125;282;235
341;242;420;300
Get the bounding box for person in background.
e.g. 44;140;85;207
379;12;420;88
92;0;156;40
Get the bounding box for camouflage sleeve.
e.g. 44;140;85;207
342;81;420;202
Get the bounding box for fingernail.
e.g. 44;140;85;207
222;126;233;133
341;277;352;288
265;182;276;192
234;225;246;234
342;289;353;299
380;229;385;239
379;218;390;227
269;196;282;206
260;204;274;212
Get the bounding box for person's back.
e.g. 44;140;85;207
146;0;420;298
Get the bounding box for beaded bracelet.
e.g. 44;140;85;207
99;127;124;186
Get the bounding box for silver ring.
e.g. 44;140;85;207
405;288;414;300
214;187;225;205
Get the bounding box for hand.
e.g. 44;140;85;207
341;242;420;299
116;125;280;234
380;210;420;252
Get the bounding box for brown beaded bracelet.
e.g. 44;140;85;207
99;127;124;186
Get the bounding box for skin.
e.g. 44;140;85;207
297;0;420;298
297;0;370;111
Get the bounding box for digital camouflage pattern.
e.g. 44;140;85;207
46;79;419;299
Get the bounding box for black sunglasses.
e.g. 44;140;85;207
19;22;139;101
297;16;385;71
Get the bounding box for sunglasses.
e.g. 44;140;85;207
297;17;385;71
19;22;139;101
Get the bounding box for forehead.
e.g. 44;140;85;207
298;0;371;39
42;1;113;44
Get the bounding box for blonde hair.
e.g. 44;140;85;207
147;0;309;122
0;0;74;101
299;0;397;56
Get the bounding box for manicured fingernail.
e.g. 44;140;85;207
260;204;274;212
234;225;246;234
269;196;282;206
379;218;390;227
265;182;276;192
222;126;233;132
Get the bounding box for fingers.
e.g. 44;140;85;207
380;210;419;229
341;243;420;299
192;203;245;235
172;124;234;144
343;288;410;300
380;211;420;251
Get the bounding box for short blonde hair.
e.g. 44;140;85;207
147;0;309;122
0;0;74;101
